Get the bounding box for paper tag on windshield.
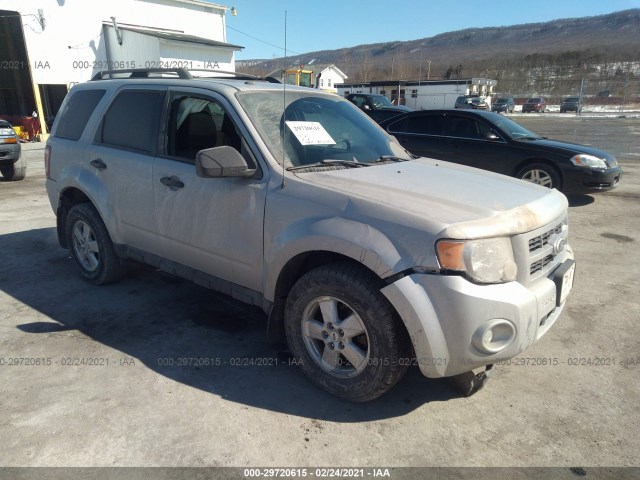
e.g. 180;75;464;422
285;121;336;145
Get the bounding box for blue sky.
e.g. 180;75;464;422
222;0;640;60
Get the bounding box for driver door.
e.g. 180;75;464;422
152;88;268;292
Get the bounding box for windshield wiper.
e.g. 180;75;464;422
287;159;371;171
370;155;411;164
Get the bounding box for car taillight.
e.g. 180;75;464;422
44;145;51;178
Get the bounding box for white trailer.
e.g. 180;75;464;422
337;78;497;110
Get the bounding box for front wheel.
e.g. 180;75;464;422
284;263;409;402
65;203;126;284
517;163;561;190
0;155;26;181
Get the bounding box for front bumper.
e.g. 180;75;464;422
0;142;21;165
381;249;574;378
563;165;622;193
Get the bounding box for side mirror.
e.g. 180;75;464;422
196;146;256;178
363;104;371;111
485;132;500;141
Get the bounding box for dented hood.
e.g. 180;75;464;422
299;158;568;239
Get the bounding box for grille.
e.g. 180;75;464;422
530;255;554;275
528;224;562;253
513;215;568;286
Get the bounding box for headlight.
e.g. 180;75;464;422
436;237;517;284
570;154;607;169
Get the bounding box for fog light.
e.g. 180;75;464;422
472;320;516;354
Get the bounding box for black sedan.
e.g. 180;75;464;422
379;110;622;194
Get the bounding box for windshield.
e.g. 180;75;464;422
495;98;508;104
565;97;580;102
526;98;542;103
237;90;410;168
490;115;541;140
370;95;394;109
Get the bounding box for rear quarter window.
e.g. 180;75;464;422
55;89;106;140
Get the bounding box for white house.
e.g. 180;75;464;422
0;0;242;137
313;64;348;93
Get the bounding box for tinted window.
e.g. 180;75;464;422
388;114;443;135
350;95;366;108
445;116;484;139
55;89;105;141
100;90;163;153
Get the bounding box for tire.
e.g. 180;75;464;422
65;203;126;285
284;262;409;402
0;155;26;181
517;163;561;190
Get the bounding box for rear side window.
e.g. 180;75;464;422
387;115;443;135
99;90;164;153
55;89;105;140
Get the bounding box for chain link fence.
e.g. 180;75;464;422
495;78;640;113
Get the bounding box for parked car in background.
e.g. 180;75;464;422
522;97;546;113
345;93;411;123
491;97;515;113
0;120;26;181
455;96;489;110
379;109;622;194
560;96;583;113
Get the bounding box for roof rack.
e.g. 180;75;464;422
91;68;193;80
90;68;280;82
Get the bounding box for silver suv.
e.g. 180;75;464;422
45;69;575;402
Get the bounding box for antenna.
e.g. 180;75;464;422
281;10;287;189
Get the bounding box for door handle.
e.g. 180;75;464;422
90;158;107;170
160;175;184;189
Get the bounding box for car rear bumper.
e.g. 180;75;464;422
563;166;623;193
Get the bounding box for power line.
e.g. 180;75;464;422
226;24;302;57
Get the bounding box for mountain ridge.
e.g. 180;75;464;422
239;9;640;85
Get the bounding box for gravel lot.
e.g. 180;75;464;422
1;115;639;472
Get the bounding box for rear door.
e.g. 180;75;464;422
84;86;165;255
152;87;267;292
385;112;449;159
438;113;511;174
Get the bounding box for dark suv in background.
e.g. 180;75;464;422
491;97;515;113
345;93;411;123
560;96;583;113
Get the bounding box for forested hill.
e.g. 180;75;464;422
239;9;640;84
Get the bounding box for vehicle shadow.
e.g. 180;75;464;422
1;227;460;421
566;194;595;207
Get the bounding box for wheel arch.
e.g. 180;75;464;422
266;250;413;354
56;186;104;249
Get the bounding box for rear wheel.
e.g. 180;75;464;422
0;155;26;181
517;163;561;190
65;203;126;284
285;262;409;402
